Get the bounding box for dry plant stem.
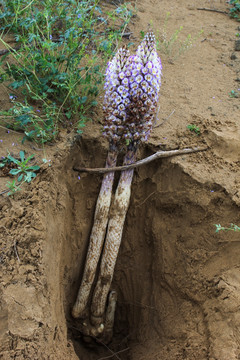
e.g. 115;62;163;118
98;290;118;343
72;149;118;319
196;8;227;15
103;291;117;340
90;149;136;326
73;147;207;174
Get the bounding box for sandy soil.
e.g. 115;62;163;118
1;0;240;359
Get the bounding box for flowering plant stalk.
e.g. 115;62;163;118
90;31;162;333
72;31;162;341
72;48;132;320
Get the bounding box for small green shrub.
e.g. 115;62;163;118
6;179;21;196
151;13;203;61
0;0;133;142
7;150;40;182
0;150;40;195
1;150;40;182
0;100;58;143
229;0;240;21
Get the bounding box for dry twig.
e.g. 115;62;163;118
154;109;175;128
196;8;228;14
73;147;208;174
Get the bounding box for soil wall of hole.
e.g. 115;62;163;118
1;136;240;360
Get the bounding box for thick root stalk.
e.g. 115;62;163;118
90;150;136;326
102;290;118;343
72;150;117;319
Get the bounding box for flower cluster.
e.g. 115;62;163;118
103;32;162;148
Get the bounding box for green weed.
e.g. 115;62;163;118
0;154;12;168
6;179;21;196
153;13;203;61
0;0;133;142
7;150;40;182
0;100;58;143
229;0;240;21
1;150;40;182
229;90;239;98
187;124;200;136
215;224;240;233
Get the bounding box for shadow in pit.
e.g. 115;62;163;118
57;137;240;360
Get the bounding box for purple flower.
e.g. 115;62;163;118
121;90;129;98
118;72;125;80
103;32;162;147
132;69;139;77
77;14;82;19
141;80;148;90
130;82;138;90
117;85;125;94
136;75;143;83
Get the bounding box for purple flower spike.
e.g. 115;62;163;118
103;31;162;148
103;47;132;146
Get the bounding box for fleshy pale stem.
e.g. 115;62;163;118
90;148;136;326
72;148;118;319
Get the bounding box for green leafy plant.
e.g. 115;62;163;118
0;100;58;143
5;179;21;196
229;0;240;21
0;0;133;142
0;155;12;168
215;223;240;233
7;150;40;182
155;13;203;60
140;30;145;39
229;90;239;98
187;124;200;136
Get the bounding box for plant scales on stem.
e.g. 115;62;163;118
72;47;134;320
72;31;162;341
90;32;162;330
